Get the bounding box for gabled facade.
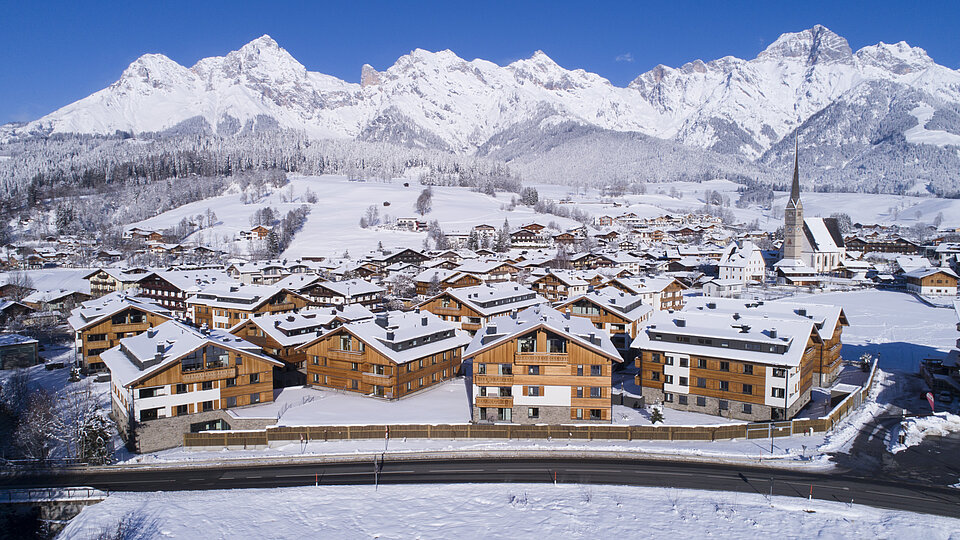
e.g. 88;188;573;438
529;270;589;302
555;287;653;355
67;293;175;372
302;278;385;307
417;283;548;334
186;285;313;330
464;305;623;424
298;310;470;399
607;277;686;311
903;267;959;297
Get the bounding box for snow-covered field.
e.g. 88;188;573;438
57;483;960;539
0;267;92;294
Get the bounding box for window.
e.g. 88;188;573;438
201;381;213;391
351;362;359;371
590;409;602;420
664;374;674;384
575;387;584;398
175;404;188;416
87;333;106;342
312;355;319;365
742;384;753;395
406;382;412;391
225;396;237;408
225;377;236;388
528;386;541;397
418;359;424;369
250;392;261;404
679;358;688;368
351;380;359;390
339;334;352;351
650;371;660;382
679;376;688;387
576;365;584;376
498;408;512;421
139;408;160;421
527;365;540;375
650;353;660;363
138;387;159;399
719;361;730;372
313;373;320;383
202;401;214;412
719;400;728;411
498;364;512;375
665;356;674;366
719;381;729;392
678;395;688;405
574;408;583;419
773;368;786;378
373;365;385;375
696;396;706;407
742;403;752;414
590;387;602;398
545;332;567;353
771;387;785;398
696;377;706;388
175;383;187;394
476;363;486;375
698;358;707;369
419;378;424;387
528;407;539;419
517;334;537;353
664;392;674;403
743;364;753;375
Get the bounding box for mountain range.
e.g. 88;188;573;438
4;25;960;194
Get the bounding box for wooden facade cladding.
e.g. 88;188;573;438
531;274;583;302
79;309;172;370
555;299;641;339
300;327;462;399
133;345;278;413
415;274;482;297
190;291;312;330
229;321;307;368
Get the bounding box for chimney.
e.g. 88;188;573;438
421;316;428;326
386;331;395;340
154;342;164;362
486;323;497;335
770;328;778;339
707;302;716;309
798;308;807;317
274;320;281;328
564;308;571;320
146;326;156;338
675;318;686;327
375;313;389;327
733;312;740;320
337;304;344;312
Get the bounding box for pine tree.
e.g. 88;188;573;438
650;405;664;424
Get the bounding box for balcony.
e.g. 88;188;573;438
475;396;513;408
431;306;461;315
361;371;393;385
514;352;568;365
474;374;513;386
182;366;236;383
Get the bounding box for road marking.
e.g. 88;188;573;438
277;474;306;478
864;489;935;502
380;470;415;474
496;468;543;472
188;478;205;482
566;469;622;473
246;476;262;479
428;469;483;473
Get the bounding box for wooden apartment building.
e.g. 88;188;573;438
186;284;312;330
67;293;174;372
297;310;470;399
417;282;547;334
555;287;653;357
463;305;624;424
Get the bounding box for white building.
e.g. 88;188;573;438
718;241;765;283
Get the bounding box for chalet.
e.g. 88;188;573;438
100;321;282;452
472;224;498;243
454;260;518;283
229;305;375;386
135;270;235;315
417;283;547;334
124;228;164;242
22;289;92;312
555;288;653;356
368;248;430;269
529;270;589;302
0;300;35;325
186;284;313;330
553;232;577;246
718;240;765;283
594;215;615;227
396;217;428;232
68;293;174;372
607;277;686;311
632;311;821;421
0;334;40;369
464;305;623;424
303;278;385;307
683;297;848;387
701;279;744;298
569;252;616;270
510;228;543;248
903;267;959;297
413;269;482;298
239;225;272;241
298;310;470;399
774;259;821;287
84;268;150;297
844;236;920;255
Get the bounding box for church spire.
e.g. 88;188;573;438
789;136;801;205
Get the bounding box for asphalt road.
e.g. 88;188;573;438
3;457;959;518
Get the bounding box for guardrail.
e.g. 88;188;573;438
183;359;881;448
0;487;107;503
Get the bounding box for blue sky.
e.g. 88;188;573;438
2;0;958;124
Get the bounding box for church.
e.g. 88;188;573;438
775;142;845;280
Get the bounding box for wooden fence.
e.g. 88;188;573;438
183;360;881;448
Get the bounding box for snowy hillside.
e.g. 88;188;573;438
130;175;582;259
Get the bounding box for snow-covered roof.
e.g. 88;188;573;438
100;320;280;388
433;283;547;317
67;291;173;331
273;273;325;291
632;311;817;367
464;305;622;362
611;276;683;294
804;217;844;253
312;278;385;297
903;267;959;280
0;333;37;346
139;269;235;291
558;287;653;323
455;260;514;274
535;270;588;287
186;283;304;309
683;297;847;336
229;306;374;347
301;310;471;365
23;288;82;304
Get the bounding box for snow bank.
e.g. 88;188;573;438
888;412;960;454
57;484;959;539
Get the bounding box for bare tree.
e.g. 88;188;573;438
415;187;433;216
6;272;34;301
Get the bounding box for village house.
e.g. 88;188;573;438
0;334;40;370
453;260;519;283
903;267;959;297
22;289;92;312
417;282;548;334
632;310;821;421
229;305;374;386
68;292;175;372
134;269;235;315
464;305;623;424
606;276;686;311
84;268;152;298
529;270;589;302
717;240;766;283
301;278;385;307
297;310;470;399
186;284;313;330
100;320;282;452
413;268;482;298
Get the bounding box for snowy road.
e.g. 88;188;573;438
3;455;960;518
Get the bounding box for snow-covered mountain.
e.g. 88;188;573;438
5;26;960;191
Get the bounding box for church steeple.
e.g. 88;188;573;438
788;136;802;209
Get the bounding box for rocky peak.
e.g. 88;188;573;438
361;64;381;87
756;24;853;65
856;41;935;75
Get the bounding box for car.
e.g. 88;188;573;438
937;390;953;405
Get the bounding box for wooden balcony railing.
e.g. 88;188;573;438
514;352;569;365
